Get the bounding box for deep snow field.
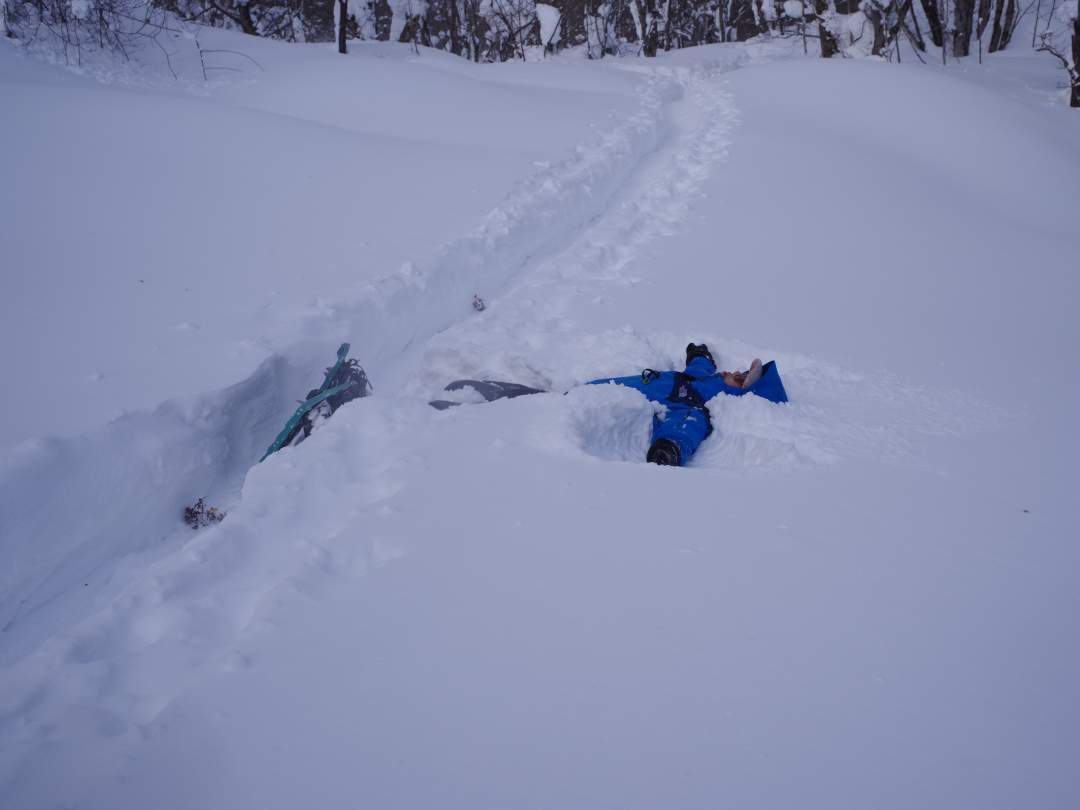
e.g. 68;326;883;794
2;23;1080;810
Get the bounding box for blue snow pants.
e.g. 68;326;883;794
587;355;788;465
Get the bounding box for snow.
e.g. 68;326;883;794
0;35;644;450
2;27;1080;810
536;3;562;47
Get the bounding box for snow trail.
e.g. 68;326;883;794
290;54;753;386
419;59;741;392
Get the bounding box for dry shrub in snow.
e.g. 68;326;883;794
183;498;226;530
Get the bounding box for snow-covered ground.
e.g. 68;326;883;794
2;27;1079;810
0;34;649;448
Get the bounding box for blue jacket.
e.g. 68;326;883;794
588;355;788;407
586;355;787;465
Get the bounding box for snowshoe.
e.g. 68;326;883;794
261;343;372;461
429;379;547;410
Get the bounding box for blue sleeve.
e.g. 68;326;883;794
586;374;644;388
692;362;789;405
749;361;789;404
693;375;746;402
587;371;676;404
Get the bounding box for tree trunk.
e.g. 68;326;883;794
298;0;337;41
908;1;927;49
998;0;1016;49
753;0;770;33
975;0;991;43
897;0;926;49
643;20;659;54
919;0;944;46
337;0;347;52
729;0;758;39
549;0;587;45
635;0;661;54
372;0;392;39
815;0;839;56
866;4;886;55
447;0;463;55
237;3;257;35
953;0;974;56
1072;3;1080;107
976;0;991;59
664;0;678;47
399;13;430;45
989;0;1005;50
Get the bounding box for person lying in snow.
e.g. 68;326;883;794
587;343;788;467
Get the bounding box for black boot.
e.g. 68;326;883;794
647;439;681;467
685;343;715;367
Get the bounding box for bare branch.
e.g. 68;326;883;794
200;48;266;70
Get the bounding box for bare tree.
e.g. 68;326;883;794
863;0;889;55
726;0;758;38
1036;0;1080;106
461;0;485;59
919;0;944;45
954;0;975;54
631;0;667;54
1074;0;1080;105
487;0;540;59
891;0;927;52
815;0;839;55
585;0;634;56
5;0;178;64
157;0;335;40
989;0;1017;50
976;0;991;58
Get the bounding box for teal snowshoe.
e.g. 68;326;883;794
261;343;372;461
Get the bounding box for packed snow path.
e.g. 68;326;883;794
3;39;1080;810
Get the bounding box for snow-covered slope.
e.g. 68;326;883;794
0;32;660;662
0;34;645;449
2;31;1079;810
